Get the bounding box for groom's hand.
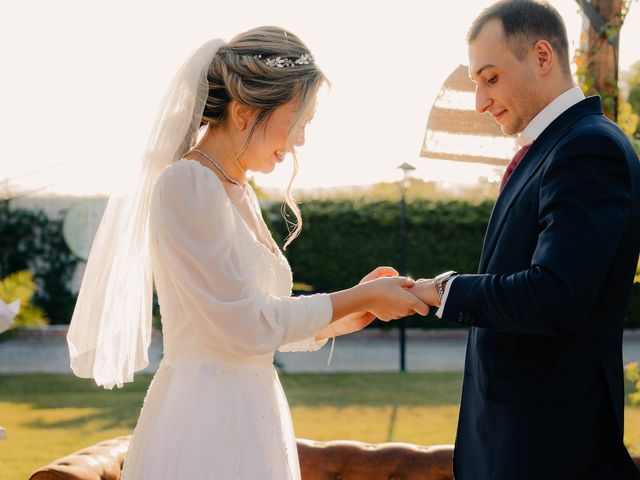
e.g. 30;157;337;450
409;279;441;307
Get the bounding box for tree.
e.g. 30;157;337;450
575;0;635;121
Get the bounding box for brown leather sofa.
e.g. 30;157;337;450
30;435;455;480
28;435;640;479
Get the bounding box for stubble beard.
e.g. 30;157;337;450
502;66;540;137
502;116;525;136
501;86;536;136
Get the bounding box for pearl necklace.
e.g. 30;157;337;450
190;148;243;186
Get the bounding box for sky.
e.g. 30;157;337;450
1;0;639;197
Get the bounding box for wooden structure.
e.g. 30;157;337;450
577;0;629;121
420;64;516;166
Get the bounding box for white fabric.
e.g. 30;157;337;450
0;298;20;334
67;39;226;389
438;87;585;317
516;86;585;147
120;159;332;479
435;277;455;318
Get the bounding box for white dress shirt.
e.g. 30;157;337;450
435;86;586;318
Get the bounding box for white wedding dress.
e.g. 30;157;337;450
121;158;332;479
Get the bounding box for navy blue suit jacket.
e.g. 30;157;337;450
442;96;640;479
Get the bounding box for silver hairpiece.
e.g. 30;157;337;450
253;53;314;68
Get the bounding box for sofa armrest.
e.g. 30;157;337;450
29;436;131;480
297;438;454;480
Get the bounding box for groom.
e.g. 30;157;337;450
411;1;640;478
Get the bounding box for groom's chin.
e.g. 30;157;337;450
499;116;527;137
500;122;521;137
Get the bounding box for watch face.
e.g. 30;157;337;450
436;271;457;282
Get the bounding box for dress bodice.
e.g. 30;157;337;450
148;159;330;367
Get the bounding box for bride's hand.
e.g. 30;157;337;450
362;276;429;321
324;273;429;340
314;311;375;340
359;266;399;284
314;267;403;340
336;266;400;330
339;266;403;331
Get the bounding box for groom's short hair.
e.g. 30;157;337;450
468;0;571;76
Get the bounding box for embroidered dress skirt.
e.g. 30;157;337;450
121;357;301;479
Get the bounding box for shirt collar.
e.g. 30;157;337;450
517;87;585;148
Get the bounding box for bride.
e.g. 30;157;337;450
67;26;428;479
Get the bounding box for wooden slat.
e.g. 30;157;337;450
420;64;515;166
443;64;476;92
426;107;505;136
420;150;509;166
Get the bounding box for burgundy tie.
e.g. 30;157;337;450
500;143;533;192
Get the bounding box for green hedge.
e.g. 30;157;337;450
0;200;79;324
3;197;639;328
267;198;640;329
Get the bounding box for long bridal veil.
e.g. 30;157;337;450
67;39;225;389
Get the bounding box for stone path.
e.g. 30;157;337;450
2;328;640;374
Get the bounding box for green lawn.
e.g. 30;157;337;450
1;372;639;480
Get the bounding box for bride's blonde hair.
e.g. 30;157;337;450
201;26;326;248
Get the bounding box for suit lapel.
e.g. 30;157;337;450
478;96;603;273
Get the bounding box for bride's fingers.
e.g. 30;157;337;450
374;266;399;277
413;298;430;316
400;290;429;316
360;266;399;283
361;312;375;322
400;277;416;288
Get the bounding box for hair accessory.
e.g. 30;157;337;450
253;53;313;68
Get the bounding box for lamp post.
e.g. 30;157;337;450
397;162;415;372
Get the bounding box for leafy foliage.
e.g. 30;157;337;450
0;199;79;324
619;101;640;137
626;361;640;405
625;61;640;150
0;270;48;328
295;177;501;204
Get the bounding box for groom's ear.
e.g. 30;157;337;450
532;39;554;76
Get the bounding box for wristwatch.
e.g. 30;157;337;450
434;271;458;304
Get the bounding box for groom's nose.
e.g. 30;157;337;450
475;86;492;114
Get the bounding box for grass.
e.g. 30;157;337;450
0;372;639;480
